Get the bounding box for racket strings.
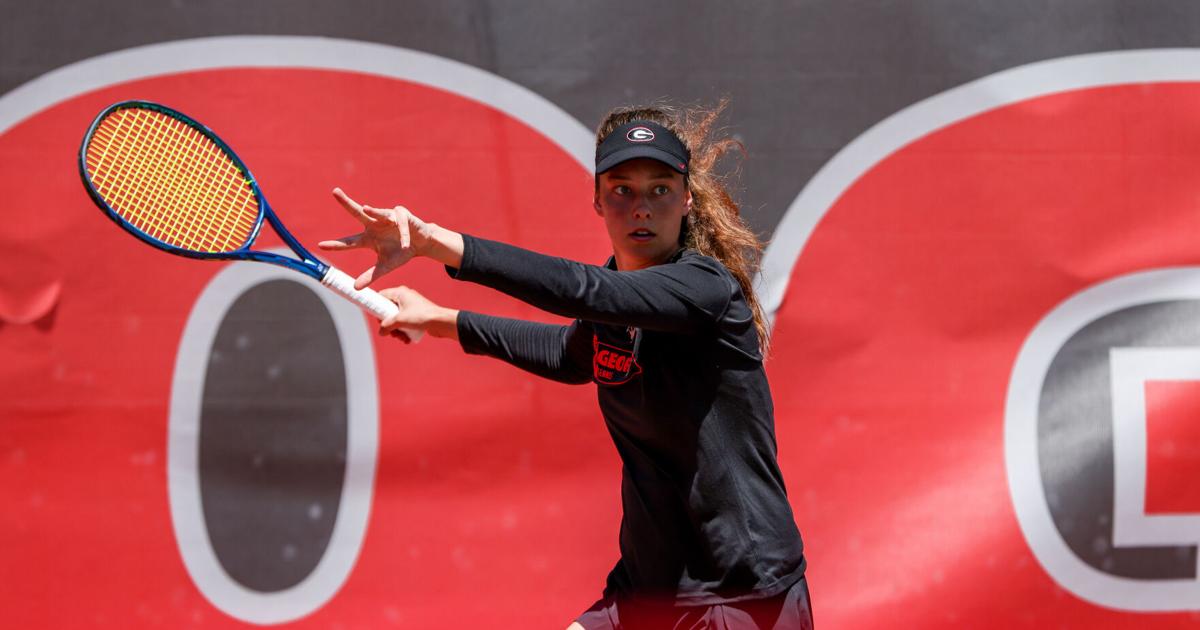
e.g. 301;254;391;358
84;108;259;253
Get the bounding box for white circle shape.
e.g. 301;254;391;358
170;256;379;624
759;49;1200;612
1006;268;1200;611
0;36;595;625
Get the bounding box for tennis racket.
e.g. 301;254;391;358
79;100;419;340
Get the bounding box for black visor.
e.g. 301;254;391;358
595;120;690;174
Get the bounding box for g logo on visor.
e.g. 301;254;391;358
626;126;655;142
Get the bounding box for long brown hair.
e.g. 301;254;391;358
596;101;770;354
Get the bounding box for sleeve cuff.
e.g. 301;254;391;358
443;233;477;280
454;309;484;355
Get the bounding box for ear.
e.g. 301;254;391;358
684;189;693;216
593;193;603;217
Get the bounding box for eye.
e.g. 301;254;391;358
613;185;631;195
652;185;670;195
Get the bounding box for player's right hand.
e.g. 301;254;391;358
377;285;459;341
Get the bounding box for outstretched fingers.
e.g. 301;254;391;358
361;205;397;226
354;261;400;290
353;266;378;291
332;188;375;225
361;205;414;249
396;206;411;249
317;232;365;251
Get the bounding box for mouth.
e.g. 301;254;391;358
629;229;656;242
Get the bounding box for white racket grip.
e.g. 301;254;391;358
320;266;424;342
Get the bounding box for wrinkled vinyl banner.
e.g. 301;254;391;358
6;14;1200;630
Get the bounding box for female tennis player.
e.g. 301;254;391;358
320;104;811;630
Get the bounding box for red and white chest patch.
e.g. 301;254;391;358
592;335;642;385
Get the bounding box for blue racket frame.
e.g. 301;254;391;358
79;100;332;281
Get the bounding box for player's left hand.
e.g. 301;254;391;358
318;187;437;289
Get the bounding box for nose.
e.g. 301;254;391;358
632;194;651;219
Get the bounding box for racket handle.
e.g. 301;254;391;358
320;267;424;342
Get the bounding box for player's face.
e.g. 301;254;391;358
595;158;692;271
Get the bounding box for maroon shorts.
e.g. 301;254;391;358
574;577;813;630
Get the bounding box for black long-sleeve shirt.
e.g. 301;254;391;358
448;235;806;605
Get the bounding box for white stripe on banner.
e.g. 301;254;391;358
761;48;1200;322
0;35;595;171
